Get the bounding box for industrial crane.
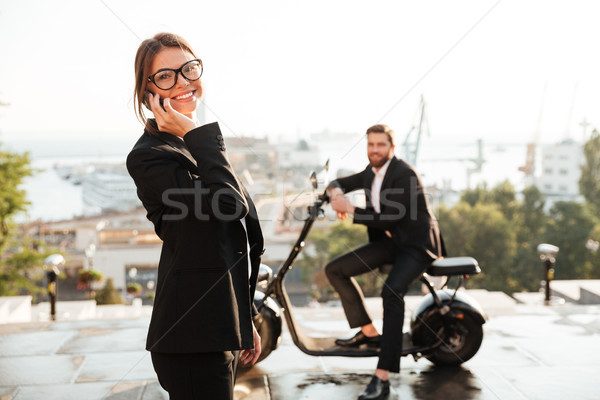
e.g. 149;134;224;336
406;96;485;188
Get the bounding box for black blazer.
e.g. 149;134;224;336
126;121;264;353
329;156;444;260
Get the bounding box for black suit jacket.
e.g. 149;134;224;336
329;156;444;261
126;121;264;353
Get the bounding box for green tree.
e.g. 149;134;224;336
489;180;519;221
452;181;551;292
583;223;600;278
0;145;33;249
441;177;600;293
439;202;517;291
462;180;518;221
327;222;370;261
294;220;374;297
0;239;53;299
545;201;597;279
0;143;46;297
511;185;548;291
519;185;546;237
294;224;334;283
580;129;600;213
460;183;491;207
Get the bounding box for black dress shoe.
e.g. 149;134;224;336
358;375;390;400
335;331;381;347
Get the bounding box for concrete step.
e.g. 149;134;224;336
546;279;600;304
0;296;32;324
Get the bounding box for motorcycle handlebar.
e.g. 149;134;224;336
306;191;328;219
319;190;330;203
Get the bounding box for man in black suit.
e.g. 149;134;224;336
325;124;444;400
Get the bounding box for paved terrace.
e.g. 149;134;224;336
0;291;598;400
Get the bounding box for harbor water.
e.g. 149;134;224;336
9;137;529;223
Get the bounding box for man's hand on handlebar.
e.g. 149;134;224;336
326;187;355;220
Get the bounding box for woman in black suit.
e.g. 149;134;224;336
126;32;264;400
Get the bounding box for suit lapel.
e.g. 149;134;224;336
363;167;375;208
380;157;398;192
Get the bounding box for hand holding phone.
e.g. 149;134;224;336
147;91;198;137
145;90;165;112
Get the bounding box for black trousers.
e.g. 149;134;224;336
325;238;428;373
151;350;240;400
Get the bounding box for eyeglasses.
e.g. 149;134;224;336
147;59;203;90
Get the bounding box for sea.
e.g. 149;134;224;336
7;139;133;223
6;136;529;223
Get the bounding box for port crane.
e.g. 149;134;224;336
403;96;485;188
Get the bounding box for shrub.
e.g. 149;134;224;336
95;278;123;305
77;269;103;290
126;282;142;295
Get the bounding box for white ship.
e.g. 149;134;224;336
82;170;141;213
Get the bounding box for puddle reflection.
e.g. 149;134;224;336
409;365;482;400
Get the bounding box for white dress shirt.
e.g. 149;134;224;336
370;158;392;214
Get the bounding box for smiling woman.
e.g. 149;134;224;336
126;33;264;400
133;34;204;136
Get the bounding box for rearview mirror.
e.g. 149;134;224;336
309;171;318;189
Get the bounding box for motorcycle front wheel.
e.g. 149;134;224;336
425;312;483;366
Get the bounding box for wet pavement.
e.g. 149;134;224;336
1;294;599;400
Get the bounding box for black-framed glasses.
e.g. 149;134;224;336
147;59;203;90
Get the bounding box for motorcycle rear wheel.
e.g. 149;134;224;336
425;312;483;366
246;304;280;366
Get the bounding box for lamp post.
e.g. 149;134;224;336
84;244;97;299
44;254;65;321
84;243;96;270
537;243;559;306
126;267;140;301
128;267;138;283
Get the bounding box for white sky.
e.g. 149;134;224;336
0;0;599;147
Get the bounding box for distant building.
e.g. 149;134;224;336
24;134;338;299
274;140;321;170
226;136;278;177
21;194;319;299
535;139;585;205
22;209;161;298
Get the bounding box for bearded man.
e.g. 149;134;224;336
325;124;445;400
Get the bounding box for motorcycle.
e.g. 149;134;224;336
251;171;486;367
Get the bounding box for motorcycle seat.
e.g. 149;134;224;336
427;257;480;276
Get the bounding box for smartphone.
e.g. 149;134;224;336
144;90;165;111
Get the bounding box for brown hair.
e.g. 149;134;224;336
133;33;199;135
366;124;395;146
